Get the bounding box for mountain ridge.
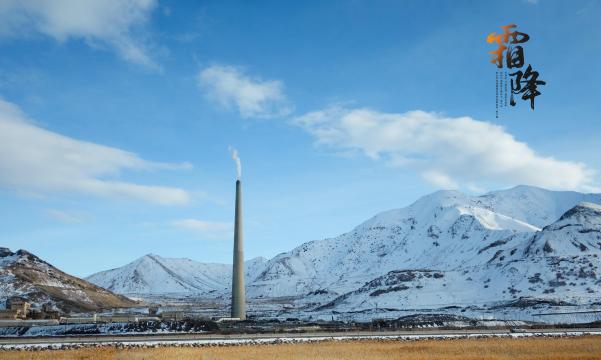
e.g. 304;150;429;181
85;253;268;297
315;201;601;314
84;185;601;317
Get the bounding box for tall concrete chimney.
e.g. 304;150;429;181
231;179;246;319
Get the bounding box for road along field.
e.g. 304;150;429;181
2;335;601;360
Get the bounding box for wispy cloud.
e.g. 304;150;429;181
170;219;232;240
0;98;191;205
44;209;87;224
198;65;292;118
0;0;160;69
293;106;598;192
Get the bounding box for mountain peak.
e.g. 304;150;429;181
248;256;267;263
508;184;547;191
0;248;46;266
15;249;38;259
86;253;269;296
559;202;601;221
580;202;601;210
483;184;551;198
0;247;13;257
415;189;466;204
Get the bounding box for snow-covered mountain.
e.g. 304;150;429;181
249;186;601;301
0;248;137;313
317;201;601;313
86;185;601;315
85;254;267;297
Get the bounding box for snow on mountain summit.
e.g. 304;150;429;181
557;202;601;224
358;188;540;233
480;185;601;228
86;254;267;297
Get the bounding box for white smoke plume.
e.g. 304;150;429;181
229;146;242;180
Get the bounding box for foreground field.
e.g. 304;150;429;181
3;336;601;360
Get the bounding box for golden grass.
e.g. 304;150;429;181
3;336;601;360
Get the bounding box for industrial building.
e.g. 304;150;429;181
0;297;30;319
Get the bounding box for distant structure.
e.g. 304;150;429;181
231;179;246;320
41;303;60;319
0;297;30;319
148;305;159;316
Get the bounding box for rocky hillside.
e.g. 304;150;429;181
0;248;137;314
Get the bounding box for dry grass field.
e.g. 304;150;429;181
3;336;601;360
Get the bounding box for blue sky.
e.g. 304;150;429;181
0;0;600;277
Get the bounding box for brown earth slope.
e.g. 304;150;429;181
0;247;137;314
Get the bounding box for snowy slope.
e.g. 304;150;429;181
323;201;601;313
86;254;267;297
0;248;136;313
478;186;601;228
249;186;601;300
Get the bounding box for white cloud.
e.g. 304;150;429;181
198;65;292;118
0;98;191;204
0;0;159;69
293;106;598;192
170;219;232;240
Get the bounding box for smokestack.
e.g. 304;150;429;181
231;179;246;319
